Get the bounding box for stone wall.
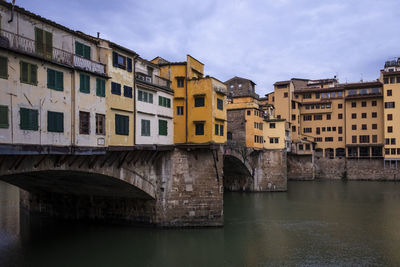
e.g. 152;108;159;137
287;154;314;180
288;153;400;181
253;149;287;191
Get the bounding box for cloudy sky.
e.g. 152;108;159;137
18;0;400;95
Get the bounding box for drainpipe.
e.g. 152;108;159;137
133;55;138;146
185;63;188;143
71;70;75;148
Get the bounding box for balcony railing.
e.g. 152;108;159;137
0;29;105;75
136;73;171;89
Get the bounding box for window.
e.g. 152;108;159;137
47;111;64;133
387;114;393;120
351;102;356;108
372;112;377;118
361;101;366;107
315;138;322;142
314;115;322;120
111;82;121;95
96;78;105;97
20;61;37;85
95;114;105;135
247;110;251;116
159;96;171;108
0;56;8;79
20;108;38;131
227;132;232;140
304;115;312;121
220;124;224;136
315;93;320;99
0;105;8;128
338;137;343;141
254;122;258;129
113;51;131;71
215;124;219;135
177;78;184;88
138;90;153;103
316;127;321;134
352;113;357;119
325;137;334;142
387;90;392;96
270;123;276;128
195;123;204;135
372;100;377;106
391;138;396;145
303;93;311;99
238;84;242;88
75;41;90;59
292;114;296;120
326;114;331;120
384;78;389;84
159;120;168;136
195;97;205;107
333;127;336;131
338;103;343;109
352;135;357;143
291;101;296;109
338;127;343;134
352;125;357;130
392;149;396;155
322;127;326;132
359;135;370;143
177;106;184;115
388;126;393;133
385;102;395;108
115;114;129;136
45;68;64;92
80;74;90;93
217;98;223;110
372;135;378;143
124;86;132;98
327;127;331;132
362;124;367;130
141;119;150;136
304;128;312;133
372;124;377;130
338;113;343;119
362;113;367;119
390;77;395;84
79;111;90;135
35;27;52;59
292;125;296;132
284;92;288;98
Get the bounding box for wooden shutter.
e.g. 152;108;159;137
159;96;162;106
141;119;145;136
85;75;90;92
0;105;8;128
30;64;37;85
31;109;38;130
75;41;83;56
20;108;28;129
127;58;132;72
96;78;105;97
56;71;63;90
112;52;118;67
149;93;153;103
35;28;43;56
20;61;28;83
159;120;167;136
84;45;91;60
47;69;55;89
44;31;52;59
0;56;7;78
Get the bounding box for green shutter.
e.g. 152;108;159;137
149;93;153;103
83;45;91;59
56;71;63;90
75;41;83;56
44;31;52;59
48;111;63;132
0;56;7;79
20;61;28;83
159;96;162;106
0;105;8;128
20;108;38;131
35;28;44;56
159;120;167;136
96;78;105;97
167;98;171;108
80;74;90;93
47;69;55;89
30;64;37;85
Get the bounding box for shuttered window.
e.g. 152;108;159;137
159;120;167;136
127;58;132;72
0;56;7;79
47;111;64;132
20;61;37;85
80;74;90;93
75;41;91;59
79;111;90;135
20;108;38;131
138;90;153;103
217;98;223;110
123;86;132;98
35;27;52;59
96;78;105;97
115;114;129;135
47;68;63;91
111;82;121;95
195;123;204;135
159;96;171;108
215;124;219;135
195;97;205;107
0;105;9;128
220;124;224;136
141;119;151;136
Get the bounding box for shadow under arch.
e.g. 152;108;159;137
223;155;253;191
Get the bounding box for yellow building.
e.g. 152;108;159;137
99;40;137;147
152;55;227;144
381;59;400;164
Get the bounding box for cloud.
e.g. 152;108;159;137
20;0;400;95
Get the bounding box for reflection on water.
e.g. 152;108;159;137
1;180;400;266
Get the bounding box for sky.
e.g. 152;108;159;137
16;0;400;95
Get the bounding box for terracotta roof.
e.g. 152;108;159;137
225;76;256;85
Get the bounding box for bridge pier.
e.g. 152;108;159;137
0;145;224;227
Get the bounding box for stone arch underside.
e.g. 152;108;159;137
223;155;253;191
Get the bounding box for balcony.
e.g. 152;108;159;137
135;73;171;89
345;88;382;99
0;29;105;75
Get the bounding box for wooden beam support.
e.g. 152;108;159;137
68;155;80;167
34;155;47;168
88;155;101;169
14;155;26;170
117;152;129;169
100;152;114;168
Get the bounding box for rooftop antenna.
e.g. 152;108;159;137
360;73;363;82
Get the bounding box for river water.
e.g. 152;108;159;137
1;180;400;266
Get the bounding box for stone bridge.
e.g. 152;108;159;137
223;145;287;192
0;144;224;227
0;144;287;227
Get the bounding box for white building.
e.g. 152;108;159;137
135;58;173;146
